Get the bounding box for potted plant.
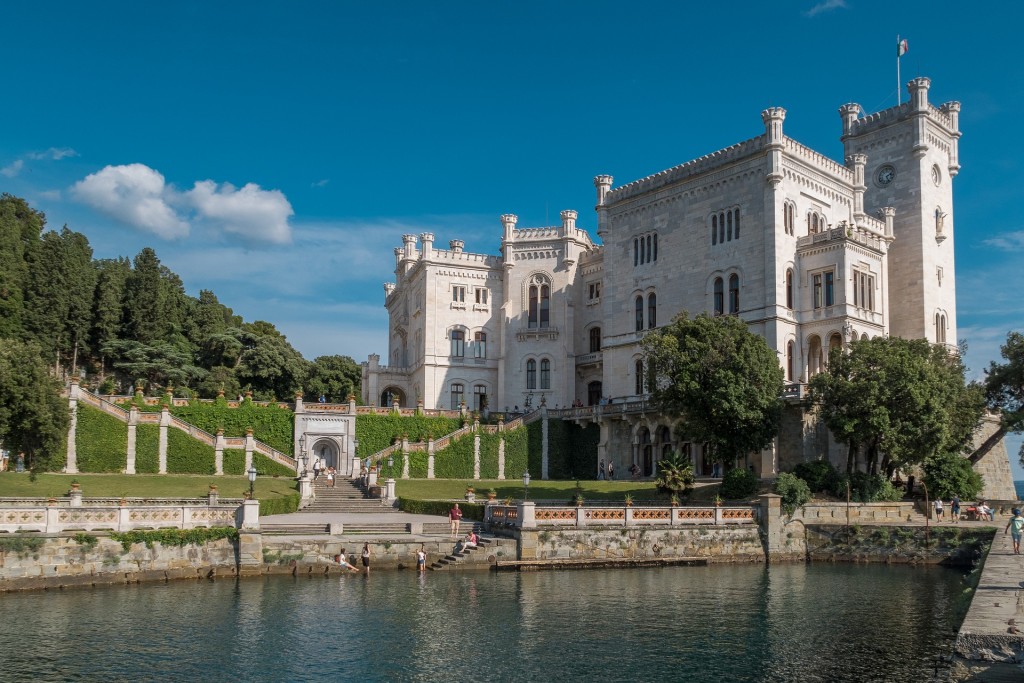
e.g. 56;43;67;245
572;492;585;507
69;480;81;493
623;494;634;507
503;496;514;506
487;488;497;501
670;494;680;507
465;485;475;502
714;494;722;507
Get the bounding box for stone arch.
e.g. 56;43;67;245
380;386;406;407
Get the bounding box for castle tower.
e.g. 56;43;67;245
840;77;960;345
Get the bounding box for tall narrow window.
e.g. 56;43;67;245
653;234;658;261
474;385;487;411
727;211;733;241
785;269;794;309
813;274;823;309
734;209;740;239
450;330;465;357
635;360;644;395
648;293;657;329
589;327;601;353
474;332;487;359
451;383;464;409
526;359;537;390
475;288;488;304
719;213;725;244
587;381;602;406
539;285;550;328
540;359;551;390
786;341;794;381
646;235;652;263
728;274;740;314
712;216;718;245
713;278;724;315
824;271;834;306
528;286;538;328
453;286;465;302
635;295;644;332
634;238;639;266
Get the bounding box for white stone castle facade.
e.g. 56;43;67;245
361;78;1011;493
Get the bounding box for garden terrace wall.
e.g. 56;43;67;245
0;499;244;534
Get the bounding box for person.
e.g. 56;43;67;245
1005;509;1024;555
630;463;641;480
598;459;606;480
934;498;944;521
416;545;427;572
951;495;961;524
607;461;614;480
977;502;995;522
336;548;359;572
326;467;335;488
313;458;322;481
361;543;372;573
449;503;463;537
513;405;520;413
459;531;478;552
319;394;326;403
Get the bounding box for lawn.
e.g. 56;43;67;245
397;478;663;502
0;472;298;500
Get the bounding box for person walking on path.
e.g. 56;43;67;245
416;545;427;572
313;458;322;482
1005;509;1024;555
598;459;606;480
361;543;372;573
607;461;614;481
449;503;463;537
934;498;944;521
326;467;335;488
951;495;961;524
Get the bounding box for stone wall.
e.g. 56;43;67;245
261;536;517;570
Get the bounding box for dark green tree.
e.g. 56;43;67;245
0;194;44;338
0;339;70;470
970;331;1024;465
642;312;784;466
235;321;309;400
122;247;164;344
101;339;206;392
90;257;132;383
923;450;984;501
304;354;361;402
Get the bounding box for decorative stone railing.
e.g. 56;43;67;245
486;502;759;529
0;498;257;533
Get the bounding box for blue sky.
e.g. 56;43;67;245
2;1;1022;475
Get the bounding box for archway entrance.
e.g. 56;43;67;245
380;387;406;407
313;439;340;472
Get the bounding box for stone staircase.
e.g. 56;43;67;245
429;535;496;571
304;479;399;514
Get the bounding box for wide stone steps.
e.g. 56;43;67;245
261;524;330;535
429;536;495;571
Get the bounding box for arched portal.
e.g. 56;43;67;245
313;438;341;471
380;386;406;407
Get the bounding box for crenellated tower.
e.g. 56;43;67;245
839;77;961;345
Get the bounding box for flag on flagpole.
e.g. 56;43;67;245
897;39;909;57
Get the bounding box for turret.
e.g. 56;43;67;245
941;101;962;176
846;154;867;215
761;107;786;145
383;282;395;297
908;77;930;112
839;103;860;138
501;214;518;242
420;232;434;257
449;239;464;253
593;175;613;206
560;209;577;233
880;206;895;239
402;234;418;260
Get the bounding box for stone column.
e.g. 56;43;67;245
214;429;225;475
244;429;255;475
541;407;549;480
497;436;506;480
758;493;785;564
473;420;481;480
518;501;536;529
69;485;83;507
127;406;140;475
384;478;396;503
45;500;60;533
624;506;634;527
66;378;80;474
158;407;170;474
427;438;435;479
401;435;410;479
298;475;312;504
240;499;260;530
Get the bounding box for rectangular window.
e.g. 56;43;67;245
825;271;834;307
474;385;487;411
450;330;465;357
540;359;551;390
475;288;488;304
813;274;822;309
450;383;464;409
474;332;486;359
453;286;465;303
867;275;874;311
588;282;602;301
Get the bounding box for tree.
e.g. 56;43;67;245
304;354;362;401
0;339;70;471
235;321;309;400
101;339;206;392
923;450;984;501
654;452;695;497
0;194;45;338
810;337;984;474
90;257;132;380
121;248;164;344
642;312;784;466
970;331;1024;465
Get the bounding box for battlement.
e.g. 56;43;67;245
605;134;767;204
844;101;959;138
783;137;855;182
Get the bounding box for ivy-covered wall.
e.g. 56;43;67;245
223;449;245;475
526;421;543;477
135;424;160;474
503;426;529;479
253;453;294;478
434;433;474;479
547;421;600;480
166;429;216;474
75;404;127;473
131;396;293;453
354;414;464;457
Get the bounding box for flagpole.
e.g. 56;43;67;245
896;34;901;106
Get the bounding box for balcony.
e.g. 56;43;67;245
516;326;559;342
575;352;603;367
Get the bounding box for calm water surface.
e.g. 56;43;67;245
0;563;969;682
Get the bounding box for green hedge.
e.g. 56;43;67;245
167;428;216;474
170;398;294;453
223;449;245;475
398;498;485;520
135;424;160;474
526;422;543;478
378;453;404;480
75;404;127;473
259;492;301;516
547;421;600;480
479;432;501;479
434;431;475;478
504;426;529;480
254;453;295;478
355;414;463;457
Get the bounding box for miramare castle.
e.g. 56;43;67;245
361;77;1015;498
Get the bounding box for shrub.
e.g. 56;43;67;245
222;449;245;475
110;527;238;553
354;414;463;457
830;472;905;502
775;472;811;515
655;453;695;496
75;404;127;473
398;498;485;520
135;424;160;474
259;492;301;516
720;468;759;499
166;428;215;474
170;399;294;453
792;460;840;493
253;453;295;478
923;451;984;501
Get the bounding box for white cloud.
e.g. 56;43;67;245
27;147;78;161
71;163;190;239
804;0;846;17
312;179;329;188
1;159;24;177
186;180;293;245
36;189;62;201
983;231;1024;252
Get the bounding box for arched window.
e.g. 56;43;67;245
719;213;725;244
727;210;733;241
648;293;657;329
474;332;487;359
635;359;644;395
712;215;718;245
450;383;464;409
540;359;551;390
526;359;537;390
539;285;550;328
728;274;740;314
785;202;795;235
646;235;652;263
734;208;740;239
528;285;538;328
589;327;602;353
450;329;465;357
936;313;947;343
713;278;724;316
785;269;794;310
808;335;823;377
828;333;843;365
786;341;794;381
634;238;639;266
635;295;644;332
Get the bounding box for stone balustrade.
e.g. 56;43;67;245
0;497;257;533
486;502;758;529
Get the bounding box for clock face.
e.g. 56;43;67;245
931;165;942;186
876;165;896;186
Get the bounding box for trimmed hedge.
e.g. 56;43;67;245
167;428;216;474
254;453;295;478
170;398;294;453
75;404;127;473
223;449;245;475
259;492;301;516
434;431;475;479
526;421;543;478
479;432;501;479
135;424;160;474
378;453;404;480
398;498;485;521
503;426;529;480
355;414;463;457
547;421;600;480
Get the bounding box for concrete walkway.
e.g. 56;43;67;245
260;510;453;527
953;529;1024;680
